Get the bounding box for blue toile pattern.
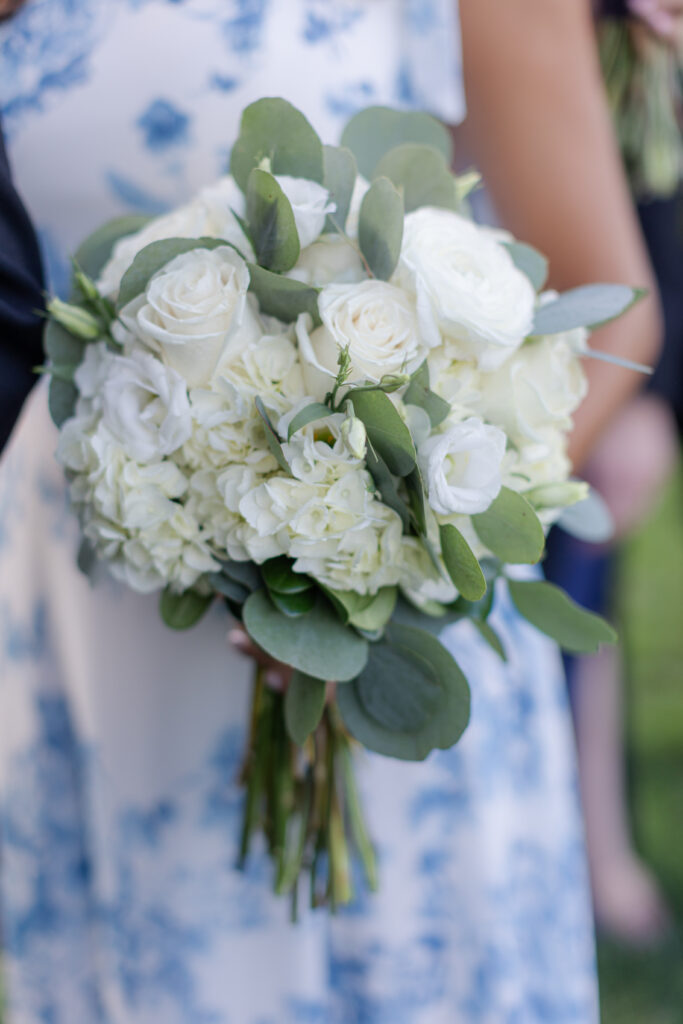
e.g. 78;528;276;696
0;2;598;1021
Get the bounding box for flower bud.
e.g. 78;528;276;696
341;414;367;460
48;298;101;340
525;481;589;510
378;373;410;393
73;269;100;303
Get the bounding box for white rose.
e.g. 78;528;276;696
477;336;587;458
275;175;335;249
122;246;262;388
99;347;192;462
288;234;364;287
297;280;430;397
397;207;536;370
419;416;507;516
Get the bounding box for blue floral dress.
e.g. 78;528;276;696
0;3;599;1022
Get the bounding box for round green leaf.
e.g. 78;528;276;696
248;264;320;325
337;625;471;760
286;402;331;440
118;237;230;309
323;144;357;233
374;143;458;213
48;378;79;427
348;389;416;477
160;588;214;630
230;98;325;192
73;214;151;283
44;318;87;367
503;242;549;293
532;284;644;336
243;590;369;682
284;671;327;746
270;588;316;618
341;106;453;180
507;579;617;653
358;176;404;282
261;557;313;595
440;524;487;602
246;169;300;273
404;361;450;428
472;487;545;565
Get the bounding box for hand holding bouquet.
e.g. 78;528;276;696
43;99;643;914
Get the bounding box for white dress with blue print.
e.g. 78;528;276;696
0;3;599;1022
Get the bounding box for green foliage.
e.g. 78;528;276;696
508;579;617;653
532;283;644;335
363;445;411;530
48;378;79;427
374;143;459;213
348;389;416;477
357;177;404;281
337;624;470;760
286;402;332;439
284;671;327;745
73;214;151;282
270;588;316;617
472;618;507;661
254;397;291;473
504;241;549;292
325;586;397;632
403;360;450;428
341;106;453;180
246;169;300;272
455;557;501;621
243;590;369;682
261;557;312;594
160;588;214;630
248;264;320;325
230;97;325;191
405;467;427;534
117;237;228;309
440;524;487;602
44;318;87;369
557;486;615;543
472;487;545;564
322;144;357;233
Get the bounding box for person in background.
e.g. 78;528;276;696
0;122;44;451
545;0;682;945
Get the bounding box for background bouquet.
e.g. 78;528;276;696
43;99;641;914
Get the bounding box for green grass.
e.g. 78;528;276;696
599;461;683;1024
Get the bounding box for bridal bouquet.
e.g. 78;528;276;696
44;99;640;914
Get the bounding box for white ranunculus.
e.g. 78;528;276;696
397;207;536;370
477;336;587;458
122;246;261;388
99;347;192;462
288;234;364;287
275;175;335;249
297;280;431;397
419;416;507;516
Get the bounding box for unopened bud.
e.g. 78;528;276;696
378;373;410;394
341;415;367;460
48;298;101;340
73;269;100;303
526;481;589;510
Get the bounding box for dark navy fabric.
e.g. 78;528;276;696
0;124;45;450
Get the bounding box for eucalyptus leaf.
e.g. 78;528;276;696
557;487;615;544
404;360;450;428
255;397;291;473
391;595;461;635
405;467;427;534
358;177;404;281
160;588;213;630
507;579;617;653
73;214;151;283
248;264;320;325
323;145;357;233
270;588;316;618
374;143;458;213
76;538;98;579
473;619;507;661
472;487;545;565
48;378;79;427
532;284;645;336
364;445;411;530
440;524;487;601
246;169;300;273
326;586;397;631
341;106;453;180
287;402;332;439
337;624;471;760
261;557;313;595
230;97;325;192
504;242;549;292
284;671;327;745
348;389;416;477
44;318;87;367
219;560;263;593
118;237;229;309
243;590;369;681
208;572;250;604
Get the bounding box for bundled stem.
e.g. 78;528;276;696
237;667;377;919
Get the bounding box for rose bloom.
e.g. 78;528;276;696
397;207;536;370
418;416;507;516
297;279;431;397
121;246;262;389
